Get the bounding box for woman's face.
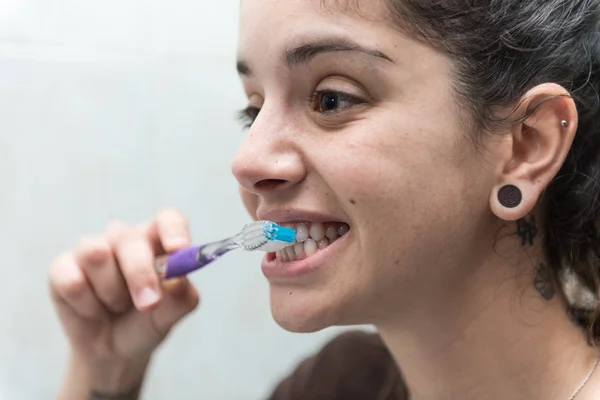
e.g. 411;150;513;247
232;0;500;332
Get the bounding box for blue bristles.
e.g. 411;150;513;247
264;223;296;243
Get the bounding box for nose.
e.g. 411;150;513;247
231;109;306;197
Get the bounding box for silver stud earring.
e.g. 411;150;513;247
561;120;568;127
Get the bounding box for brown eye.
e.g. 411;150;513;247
319;92;340;112
313;91;364;114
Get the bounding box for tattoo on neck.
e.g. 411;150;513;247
533;263;555;301
516;216;537;246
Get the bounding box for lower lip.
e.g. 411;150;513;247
260;232;350;280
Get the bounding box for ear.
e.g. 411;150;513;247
490;83;578;221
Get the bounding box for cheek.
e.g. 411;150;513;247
322;132;424;207
323;122;479;235
239;186;259;220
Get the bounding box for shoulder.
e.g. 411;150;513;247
267;330;408;400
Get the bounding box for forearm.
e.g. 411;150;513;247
58;353;150;400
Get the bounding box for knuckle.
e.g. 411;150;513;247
107;225;146;253
156;208;187;227
155;209;191;250
60;275;89;299
75;234;98;247
75;236;111;266
51;269;88;300
134;219;151;234
49;252;74;282
104;219;131;241
49;253;92;301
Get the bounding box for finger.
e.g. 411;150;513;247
144;208;192;254
106;220;162;312
116;278;200;348
49;252;106;320
74;235;132;314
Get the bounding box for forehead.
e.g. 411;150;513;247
239;0;381;17
237;0;394;64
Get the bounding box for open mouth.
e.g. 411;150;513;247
270;222;350;262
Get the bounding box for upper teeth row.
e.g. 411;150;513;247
282;222;350;242
275;222;350;261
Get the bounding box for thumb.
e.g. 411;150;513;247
150;278;200;335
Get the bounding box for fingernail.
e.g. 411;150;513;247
136;287;160;309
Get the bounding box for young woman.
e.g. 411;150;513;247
49;1;600;399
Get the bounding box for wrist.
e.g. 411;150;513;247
59;352;151;400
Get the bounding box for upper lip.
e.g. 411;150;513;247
257;208;347;224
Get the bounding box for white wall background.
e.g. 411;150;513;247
0;1;352;398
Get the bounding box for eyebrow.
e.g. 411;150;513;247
236;37;394;76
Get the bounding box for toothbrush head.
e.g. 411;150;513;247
238;221;296;252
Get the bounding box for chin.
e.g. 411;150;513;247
267;285;345;333
267;284;368;333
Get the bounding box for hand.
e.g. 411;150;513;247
49;208;200;392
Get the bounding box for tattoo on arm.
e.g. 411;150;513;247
89;386;140;400
533;263;556;301
516;216;537;247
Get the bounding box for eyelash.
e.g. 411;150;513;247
236;90;365;129
237;107;260;129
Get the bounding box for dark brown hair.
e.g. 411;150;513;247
379;0;600;342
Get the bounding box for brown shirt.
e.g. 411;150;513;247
266;331;409;400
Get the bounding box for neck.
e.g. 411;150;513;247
376;243;599;400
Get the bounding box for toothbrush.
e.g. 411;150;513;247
154;220;296;280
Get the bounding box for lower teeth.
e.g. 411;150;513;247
294;242;305;258
317;239;329;250
304;239;317;257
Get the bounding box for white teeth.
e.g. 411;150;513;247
337;224;349;236
279;250;288;262
274;222;351;262
304;239;317;257
296;223;309;242
294;242;305;259
309;223;325;241
285;246;296;261
317;238;329;250
325;225;337;241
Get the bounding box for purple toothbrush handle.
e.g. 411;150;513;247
159;245;214;279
